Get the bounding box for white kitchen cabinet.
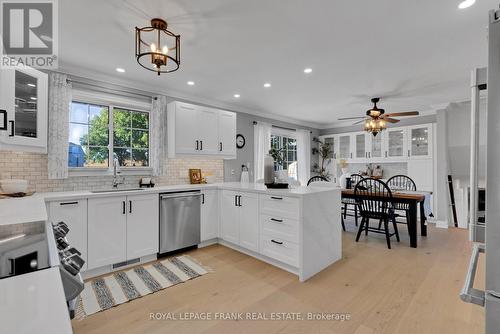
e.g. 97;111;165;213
48;199;88;271
167;101;236;159
407;124;432;159
338;134;351;159
87;196;127;269
384;127;407;159
221;190;240;244
0;67;48;153
367;132;383;159
408;159;434;191
126;194;159;259
218;110;237;156
352;132;367;160
220;190;259;251
201;189;219;241
238;192;259;252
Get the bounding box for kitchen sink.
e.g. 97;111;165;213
90;188;145;193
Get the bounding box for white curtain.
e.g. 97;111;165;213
47;73;72;179
150;95;168;176
254;121;272;181
296;129;311;186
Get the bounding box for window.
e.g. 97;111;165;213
271;134;298;180
68;101;150;169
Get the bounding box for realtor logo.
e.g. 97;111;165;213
0;0;58;68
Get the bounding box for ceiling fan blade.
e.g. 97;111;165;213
383;117;400;123
338;116;367;120
384;111;419;117
352;119;366;125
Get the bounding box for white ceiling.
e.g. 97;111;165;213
59;0;496;128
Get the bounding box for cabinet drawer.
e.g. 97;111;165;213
259;195;299;219
260;234;299;267
260;214;299;243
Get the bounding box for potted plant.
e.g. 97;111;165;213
268;146;288;182
312;137;332;178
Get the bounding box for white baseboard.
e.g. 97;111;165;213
429;220;449;229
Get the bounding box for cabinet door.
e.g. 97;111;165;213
353;132;367;159
368;132;383;159
338;134;351;159
174;102;200;154
48;200;88;271
201;190;219;241
197;107;219;154
220;191;240;244
0;67;48;152
322;136;336;159
88;196;127;269
408;124;432;159
238;193;259;252
385;128;407;159
126;194;159;259
217;110;236;156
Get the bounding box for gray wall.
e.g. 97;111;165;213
224;112;320;182
318;114;437;135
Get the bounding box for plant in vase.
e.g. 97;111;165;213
312;137;332;179
268;146;288;183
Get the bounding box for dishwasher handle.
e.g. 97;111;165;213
160;192;202;200
460;243;485;306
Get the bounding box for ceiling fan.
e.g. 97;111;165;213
338;98;419;136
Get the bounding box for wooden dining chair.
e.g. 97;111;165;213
307;175;329;186
386;175;417;233
342;173;364;227
354;178;400;249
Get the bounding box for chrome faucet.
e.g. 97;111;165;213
112;158;124;188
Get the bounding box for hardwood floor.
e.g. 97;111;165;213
72;222;485;334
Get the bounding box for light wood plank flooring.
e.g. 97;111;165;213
72;222;485;334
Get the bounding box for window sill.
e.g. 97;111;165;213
68;167;153;177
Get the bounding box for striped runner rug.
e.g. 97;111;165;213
75;255;210;319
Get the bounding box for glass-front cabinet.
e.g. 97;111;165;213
338;134;351;159
385;128;407;159
368;132;383;159
0;67;48;152
321;135;336;160
408;124;432;159
353;132;367;160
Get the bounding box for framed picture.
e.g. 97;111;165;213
189;169;203;184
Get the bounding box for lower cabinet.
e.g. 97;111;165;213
88;194;159;270
48;199;88;271
201;189;219;241
220;190;259;252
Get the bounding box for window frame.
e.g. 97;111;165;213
68;90;152;176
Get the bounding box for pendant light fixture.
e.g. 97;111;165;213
135;18;180;75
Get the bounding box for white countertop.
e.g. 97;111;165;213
0;267;73;334
0;194;48;226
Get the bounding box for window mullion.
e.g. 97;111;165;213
109;105;114;170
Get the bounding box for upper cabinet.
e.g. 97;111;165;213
385;127;407;159
353;132;367;160
0;67;48;153
407;124;432;159
337;134;351;159
167;101;236;159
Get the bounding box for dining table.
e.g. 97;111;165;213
341;189;427;248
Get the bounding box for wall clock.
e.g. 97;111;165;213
236;134;245;149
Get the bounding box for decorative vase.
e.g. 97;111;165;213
275;170;288;183
339;168;350;189
264;154;275;184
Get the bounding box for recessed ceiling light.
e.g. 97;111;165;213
187;81;195;86
304;68;313;74
115;68;126;73
263;83;271;88
458;0;475;9
233;94;241;98
27;83;36;87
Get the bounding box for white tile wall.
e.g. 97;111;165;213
0;151;223;192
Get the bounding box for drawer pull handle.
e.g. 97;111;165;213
60;201;78;206
270;196;283;200
270;218;283;223
271;239;283;245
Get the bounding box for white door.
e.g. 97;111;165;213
88;196;127;269
407;124;432;159
48;200;88;271
174;102;200;154
238;192;259;252
0;67;48;152
218;110;236;156
126;194;159;259
201;190;219;241
220;190;240;244
197;107;219;154
338;134;351;159
353;132;367;160
385;127;407;159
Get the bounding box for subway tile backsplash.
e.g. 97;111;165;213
0;151;223;193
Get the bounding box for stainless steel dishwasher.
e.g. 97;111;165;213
159;190;201;255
